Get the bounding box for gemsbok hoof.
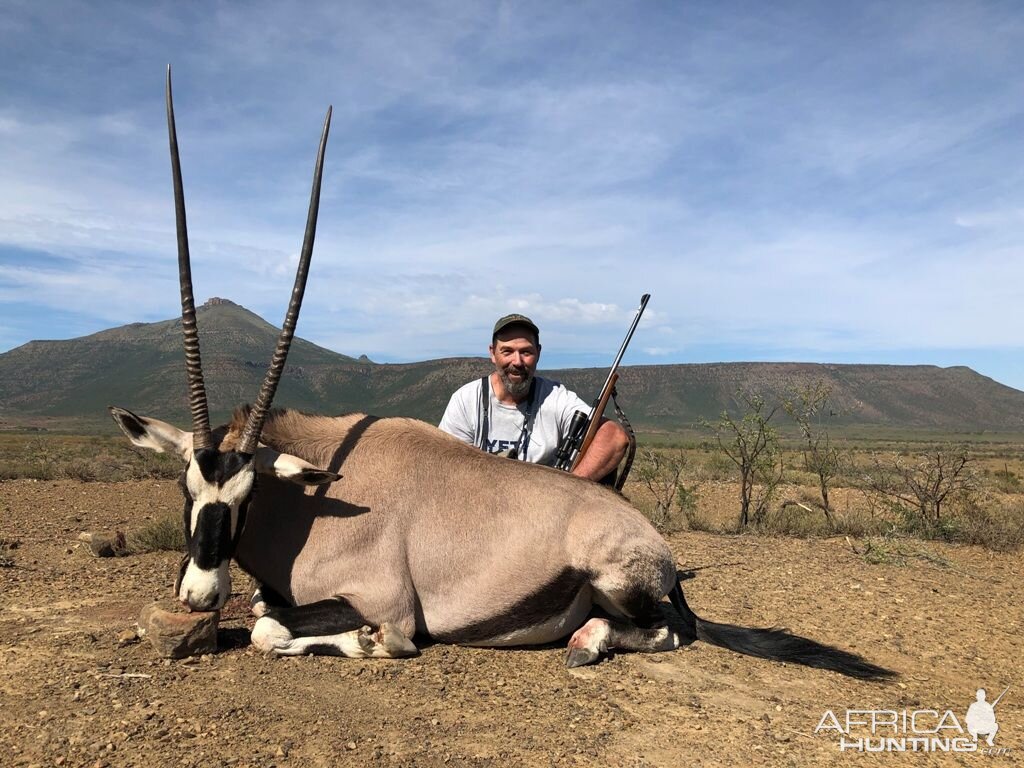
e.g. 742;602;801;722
565;646;601;668
374;623;418;658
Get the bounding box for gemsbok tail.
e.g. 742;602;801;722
668;581;895;681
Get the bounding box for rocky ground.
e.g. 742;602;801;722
1;479;1020;767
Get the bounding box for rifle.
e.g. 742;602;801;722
553;293;650;484
992;685;1010;708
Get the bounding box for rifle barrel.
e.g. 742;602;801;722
554;293;650;473
992;685;1010;708
595;293;649;398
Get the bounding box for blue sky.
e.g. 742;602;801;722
2;1;1024;390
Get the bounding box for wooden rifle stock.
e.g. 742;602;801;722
569;372;618;472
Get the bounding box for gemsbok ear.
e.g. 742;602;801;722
109;406;193;460
255;447;340;486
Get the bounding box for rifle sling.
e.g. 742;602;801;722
478;375;539;461
611;386;637;490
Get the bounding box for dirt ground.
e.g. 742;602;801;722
1;479;1020;767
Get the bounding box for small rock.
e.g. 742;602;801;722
346;741;357;750
138;600;218;659
82;531;129;558
116;629;140;647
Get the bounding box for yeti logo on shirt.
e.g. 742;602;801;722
486;439;521;454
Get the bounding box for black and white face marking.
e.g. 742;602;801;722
177;448;255;611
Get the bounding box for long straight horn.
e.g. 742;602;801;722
166;65;213;451
237;106;332;455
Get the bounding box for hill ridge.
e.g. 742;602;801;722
2;302;1022;433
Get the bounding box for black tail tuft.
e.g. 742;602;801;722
669;582;895;681
694;619;895;680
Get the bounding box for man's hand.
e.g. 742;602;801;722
571;418;629;482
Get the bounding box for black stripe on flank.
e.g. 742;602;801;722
265;598;367;638
440;568;590;644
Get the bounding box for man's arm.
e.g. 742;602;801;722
571;417;629;482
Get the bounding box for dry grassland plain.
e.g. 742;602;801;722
1;433;1021;767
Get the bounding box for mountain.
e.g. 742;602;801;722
2;299;1023;434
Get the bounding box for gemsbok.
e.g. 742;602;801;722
110;69;894;678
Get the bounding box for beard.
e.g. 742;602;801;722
498;365;534;399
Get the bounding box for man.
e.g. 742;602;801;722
439;313;629;482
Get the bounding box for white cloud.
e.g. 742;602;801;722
2;1;1024;387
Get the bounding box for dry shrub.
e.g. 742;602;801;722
952;496;1024;552
630;447;697;533
127;513;185;554
829;509;890;539
682;510;721;533
756;502;828;538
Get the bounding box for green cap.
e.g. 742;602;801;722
492;313;540;342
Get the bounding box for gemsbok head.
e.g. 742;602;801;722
110;68;339;611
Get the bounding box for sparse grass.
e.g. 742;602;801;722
126;513;185;554
988;466;1023;494
0;435;180;482
694;451;735;482
629;495;688;533
626;442;1024;551
4;435;1023;552
853;537;909;566
845;534;955;569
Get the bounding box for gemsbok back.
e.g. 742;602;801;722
111;69;894;678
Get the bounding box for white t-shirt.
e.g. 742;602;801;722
439;376;592;466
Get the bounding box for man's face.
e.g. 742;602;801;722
490;327;540;399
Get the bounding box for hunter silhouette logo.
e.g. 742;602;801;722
966;687;1008;747
815;684;1012;754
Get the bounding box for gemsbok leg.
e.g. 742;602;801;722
566;616;685;667
251;599;418;658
